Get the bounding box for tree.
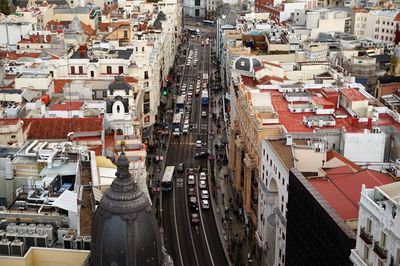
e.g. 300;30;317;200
0;0;11;15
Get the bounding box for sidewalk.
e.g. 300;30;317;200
210;87;252;266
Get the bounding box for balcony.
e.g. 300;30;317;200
373;241;387;260
359;227;373;245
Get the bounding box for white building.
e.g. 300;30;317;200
350;182;400;266
183;0;206;17
352;9;400;44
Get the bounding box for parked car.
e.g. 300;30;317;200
196;140;202;148
188;174;196;185
173;128;180;137
201;111;207;117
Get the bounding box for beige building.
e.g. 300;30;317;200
0;247;89;266
228;73;284;228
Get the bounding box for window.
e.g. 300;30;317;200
363;245;369;262
263;149;265;156
366;218;372;233
79;66;83;74
49;71;54;77
11;135;16;138
282;178;285;186
195;0;200;5
107;66;112;74
144;81;149;88
71;66;75;74
136;47;138;52
119;66;124;74
142;47;144;52
380;232;387;247
91;71;94;78
195;9;200;16
124;31;128;38
144;71;149;79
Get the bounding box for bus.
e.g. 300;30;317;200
176;95;185;110
172;113;182;129
201;89;209;105
203;20;215;26
202;73;208;81
161;166;175;191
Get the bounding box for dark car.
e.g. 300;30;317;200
177;163;184;173
191;213;200;224
195;152;208;159
189;196;199;211
188;187;196;197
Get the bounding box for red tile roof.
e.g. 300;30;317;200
54;80;72;94
49;102;84;111
340;88;367;102
326;150;362;171
2;52;41;60
81;22;96;37
309;168;393;220
22;118;103;139
0;119;20;126
18;35;52;44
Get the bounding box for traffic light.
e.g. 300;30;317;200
162;85;167;96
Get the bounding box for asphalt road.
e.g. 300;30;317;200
162;33;228;266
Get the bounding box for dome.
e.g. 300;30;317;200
233;57;262;72
108;76;132;95
90;152;163;266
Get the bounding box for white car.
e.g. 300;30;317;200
187;91;193;96
199;180;207;189
182;125;189;134
199;172;206;181
196;140;202;148
201;199;209;209
188;174;196;185
201;190;209;199
173;128;180;137
201;111;207;118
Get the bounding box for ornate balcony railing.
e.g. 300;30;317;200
373;241;388;260
359;227;373;245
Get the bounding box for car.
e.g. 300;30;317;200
189;197;198;211
181;91;187;97
199;172;207;181
191;213;200;224
199;180;207;189
177;163;184;172
189;84;193;90
173;128;180;137
201;199;210;209
201;190;209;199
188;187;196;197
196;140;202;148
195;151;208;159
201;111;207;117
187;95;192;102
187;174;196;185
188;91;193;96
182;125;189;134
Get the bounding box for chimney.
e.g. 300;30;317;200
79;45;87;57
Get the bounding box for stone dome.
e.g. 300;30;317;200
90;152;163;266
233;57;262;72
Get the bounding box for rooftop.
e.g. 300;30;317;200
309;167;394;221
49;102;84;111
269;139;294;169
340;88;367;102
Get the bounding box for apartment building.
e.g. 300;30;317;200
350;182;400;266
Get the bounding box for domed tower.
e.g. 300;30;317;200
90;152;163;266
232;56;262;77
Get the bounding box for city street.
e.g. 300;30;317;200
161;29;228;266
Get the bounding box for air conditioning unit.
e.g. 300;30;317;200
6;233;16;242
0;230;5;239
24;233;36;247
6;223;18;234
75;236;83;250
83;236;91;250
36;224;45;235
18;223;28;234
44;224;54;241
57;228;69;244
27;224;36;234
63;235;74;249
0;239;11;255
11;239;25;256
36;233;48;248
